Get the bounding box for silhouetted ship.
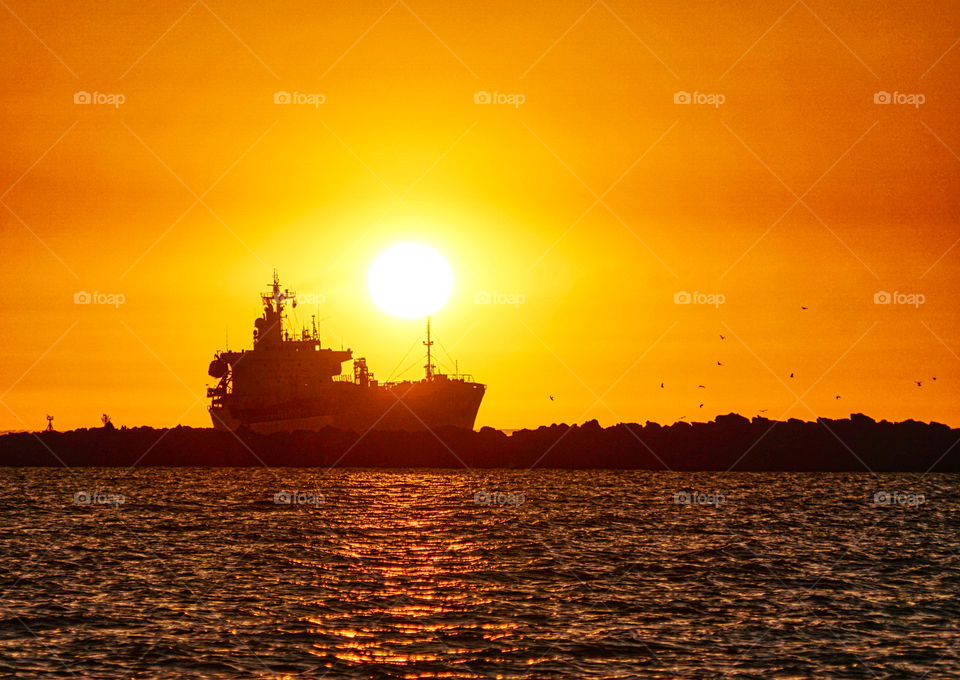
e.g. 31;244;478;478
207;273;485;434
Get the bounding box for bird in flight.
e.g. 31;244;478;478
789;372;794;378
697;385;706;389
719;334;725;340
699;403;704;408
801;306;808;310
835;395;841;400
549;395;555;401
716;361;723;366
660;382;664;388
759;409;768;413
932;377;937;381
916;381;922;387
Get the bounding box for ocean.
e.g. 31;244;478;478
1;468;957;678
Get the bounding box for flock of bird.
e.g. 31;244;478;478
547;306;940;421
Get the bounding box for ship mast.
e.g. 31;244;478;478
423;316;435;381
255;270;288;347
271;270;283;339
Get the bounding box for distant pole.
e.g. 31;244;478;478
423;316;434;381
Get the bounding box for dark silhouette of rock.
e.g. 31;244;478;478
0;414;956;471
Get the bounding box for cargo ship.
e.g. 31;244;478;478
207;273;485;434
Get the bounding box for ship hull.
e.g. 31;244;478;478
210;378;485;434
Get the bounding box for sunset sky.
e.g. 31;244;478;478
1;0;958;431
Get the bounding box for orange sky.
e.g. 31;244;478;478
1;0;958;431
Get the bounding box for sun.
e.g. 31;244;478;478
368;243;453;319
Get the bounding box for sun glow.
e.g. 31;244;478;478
367;243;453;319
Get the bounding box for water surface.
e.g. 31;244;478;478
0;469;957;678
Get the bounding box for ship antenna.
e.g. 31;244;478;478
273;272;284;340
423;316;434;381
